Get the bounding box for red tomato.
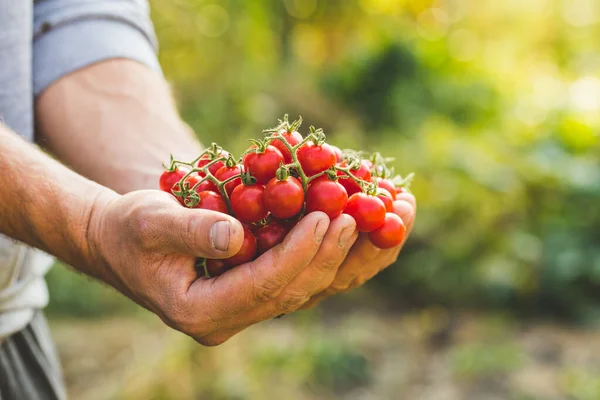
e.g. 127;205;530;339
195;191;229;214
271;130;303;163
337;160;372;197
179;174;218;194
280;216;301;231
396;186;408;195
297;142;337;177
197;150;230;176
343;193;386;232
205;259;229;277
305;180;348;219
264;176;305;219
256;220;290;255
230;184;268;223
331;145;343;163
242;145;285;185
376;178;397;200
214;165;242;196
376;188;394;212
194;179;218;193
224;226;257;267
159;167;189;193
368;213;406;249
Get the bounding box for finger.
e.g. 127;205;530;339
264;214;358;312
393;199;415;234
396;192;416;211
323;234;382;293
395;193;416;233
303;195;418;307
160;206;245;259
184;212;330;328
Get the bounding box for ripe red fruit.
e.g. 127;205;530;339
230;184;268;223
396;186;408;195
242;145;285;185
376;178;397;200
271;130;303;163
195;191;228;214
376;188;394;212
214;165;242;196
159;167;189;193
343;192;386;232
264;176;305;219
338;160;372;197
368;213;406;249
205;259;229;277
297;142;337;177
256;221;290;255
331;145;343;163
224;226;257;267
306;180;348;219
197;150;230;176
178;174;218;194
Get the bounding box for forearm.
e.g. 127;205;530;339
35;59;203;194
0;124;117;274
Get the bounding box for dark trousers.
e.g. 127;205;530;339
0;313;66;400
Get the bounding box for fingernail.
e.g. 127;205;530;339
338;225;356;248
210;221;230;251
314;218;328;243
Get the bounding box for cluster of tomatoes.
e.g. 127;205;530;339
159;116;413;277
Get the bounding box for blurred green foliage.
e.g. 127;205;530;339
47;0;600;322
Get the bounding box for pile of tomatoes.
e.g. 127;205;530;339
159;116;413;277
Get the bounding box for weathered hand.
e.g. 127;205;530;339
300;192;417;309
86;190;357;345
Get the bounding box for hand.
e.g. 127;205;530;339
300;191;417;309
86;190;357;345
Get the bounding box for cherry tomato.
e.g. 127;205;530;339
376;188;394;212
368;213;406;249
343;193;386;232
179;174;218;194
337;160;372;197
376;178;397;200
297;142;337;177
331;145;343;163
256;220;290;255
280;216;301;231
197;150;230;176
264;176;305;219
272;130;303;163
159;167;189;193
230;184;268;223
396;186;408;195
195;191;229;214
242;145;285;185
224;226;257;267
306;180;348;219
205;259;229;277
214;165;242;196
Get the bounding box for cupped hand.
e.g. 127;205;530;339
86;190;357;345
300;191;417;309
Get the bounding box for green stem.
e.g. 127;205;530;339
266;132;317;192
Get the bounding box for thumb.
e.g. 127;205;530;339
162;206;245;259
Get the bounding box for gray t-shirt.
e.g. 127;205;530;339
0;0;160;340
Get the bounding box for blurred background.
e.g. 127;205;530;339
46;0;600;398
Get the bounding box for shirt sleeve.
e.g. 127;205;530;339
32;0;162;97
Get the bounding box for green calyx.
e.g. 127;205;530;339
263;114;303;135
308;126;327;146
240;169;257;185
276;164;290;181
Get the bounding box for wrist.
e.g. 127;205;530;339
79;186;119;281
